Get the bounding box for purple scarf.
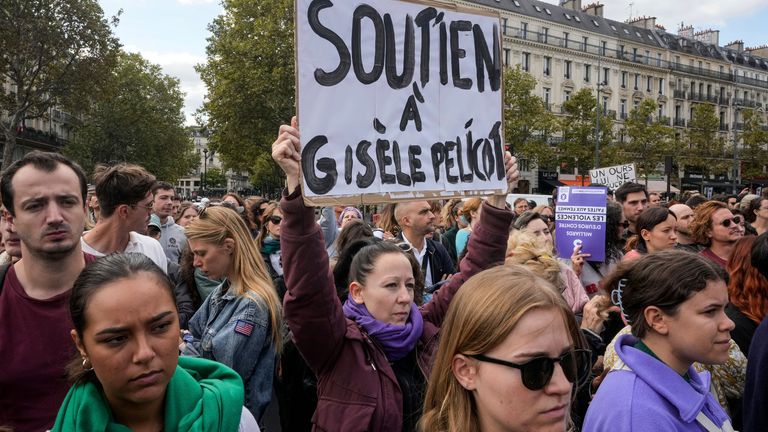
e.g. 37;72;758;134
342;299;424;361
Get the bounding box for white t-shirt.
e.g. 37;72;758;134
81;232;168;274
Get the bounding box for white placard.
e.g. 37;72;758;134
296;0;505;204
589;164;636;191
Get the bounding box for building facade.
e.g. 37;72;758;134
462;0;768;193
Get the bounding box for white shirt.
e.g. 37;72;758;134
401;232;433;288
81;232;168;274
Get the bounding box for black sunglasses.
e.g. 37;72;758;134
720;216;742;227
469;349;591;391
268;215;283;225
618;220;630;229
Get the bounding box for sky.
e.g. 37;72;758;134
97;0;768;126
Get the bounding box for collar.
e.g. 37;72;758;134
401;231;427;255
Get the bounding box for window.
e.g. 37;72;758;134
647;76;653;92
522;52;530;71
658;78;664;95
601;41;607;55
565;90;572;101
675;55;681;66
521;22;528;38
563;32;569;48
602;96;609;112
545;8;551;15
632;48;638;62
534;5;542;12
574;16;581;23
513;0;521;6
657;53;662;67
582;36;588;52
592;19;599;27
503;48;510;66
619;44;625;59
541;27;549;43
543;87;551;105
621;71;627;88
584;64;591;82
502;18;508;35
564;60;572;79
565;13;572;20
620;99;627;117
602;68;609;85
645;50;650;65
658;104;664;118
634;73;640;90
543;56;551;76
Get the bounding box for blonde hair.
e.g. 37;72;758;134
186;206;282;348
506;231;565;292
419;265;583;432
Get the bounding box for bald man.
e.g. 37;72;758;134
670;203;701;253
394;201;454;292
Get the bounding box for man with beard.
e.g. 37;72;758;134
80;164;167;272
0;152;97;431
394;200;454;293
152;181;187;264
689;200;745;268
669;203;701;253
615;182;648;239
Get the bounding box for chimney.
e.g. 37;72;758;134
627;16;657;30
694;29;720;46
726;40;744;53
560;0;582;10
677;23;694;38
745;45;768;57
582;2;603;17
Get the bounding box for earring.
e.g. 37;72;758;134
82;356;93;371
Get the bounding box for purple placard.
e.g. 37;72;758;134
555;186;607;262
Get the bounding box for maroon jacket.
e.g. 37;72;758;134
280;189;513;431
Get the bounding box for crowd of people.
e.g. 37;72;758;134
0;123;768;431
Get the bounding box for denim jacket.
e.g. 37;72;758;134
182;280;276;421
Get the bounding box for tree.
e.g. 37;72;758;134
559;88;613;176
502;67;559;169
681;103;729;178
196;0;294;183
203;167;226;189
0;0;120;168
64;52;197;181
739;109;768;180
619;98;674;184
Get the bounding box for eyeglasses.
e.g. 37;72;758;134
131;201;154;211
540;215;554;223
720;216;742;227
268;215;283;225
469;349;591;391
618;220;630;229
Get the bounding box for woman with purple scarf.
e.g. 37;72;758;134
271;117;519;432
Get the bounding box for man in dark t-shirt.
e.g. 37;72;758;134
0;152;93;432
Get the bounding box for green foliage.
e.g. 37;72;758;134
739;109;768;180
0;0;120;168
559;88;613;174
203;167;227;189
196;0;294;185
64;52;197;182
619;98;674;182
502;67;559;169
681;103;729;176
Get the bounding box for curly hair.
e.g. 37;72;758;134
689;200;728;246
505;231;564;293
728;236;768;324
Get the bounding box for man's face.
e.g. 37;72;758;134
153;188;175;219
621;191;648;224
669;204;694;236
404;201;435;236
708;209;744;246
514;200;529;215
125;191;154;234
9;164;85;259
726;198;737;210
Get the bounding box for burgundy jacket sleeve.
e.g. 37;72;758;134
280;189;347;374
421;201;513;326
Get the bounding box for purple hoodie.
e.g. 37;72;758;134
584;334;732;431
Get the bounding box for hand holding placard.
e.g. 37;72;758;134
272;116;301;194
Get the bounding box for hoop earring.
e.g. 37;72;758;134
82;357;94;371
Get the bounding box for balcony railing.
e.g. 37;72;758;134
674;118;686;127
673;90;686;99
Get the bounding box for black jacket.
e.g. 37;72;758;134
396;233;455;289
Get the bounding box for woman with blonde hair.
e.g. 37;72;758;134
181;205;282;421
419;265;590;432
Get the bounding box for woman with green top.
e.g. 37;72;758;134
52;253;258;431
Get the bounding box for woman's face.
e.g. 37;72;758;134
657;279;734;372
73;274;180;414
470;308;573;432
340;210;360;229
189;238;233;280
524;218;553;249
267;209;282;238
350;252;414;325
642;214;678;253
177;207;197;228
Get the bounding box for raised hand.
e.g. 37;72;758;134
272;116;301;194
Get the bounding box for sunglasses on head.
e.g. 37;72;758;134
269;215;283;224
469;349;591;391
394;242;413;253
720;215;742;227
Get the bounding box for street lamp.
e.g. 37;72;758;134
594;44;604;170
202;148;208;194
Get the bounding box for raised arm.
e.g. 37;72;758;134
421;153;518;326
273;117;347;374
